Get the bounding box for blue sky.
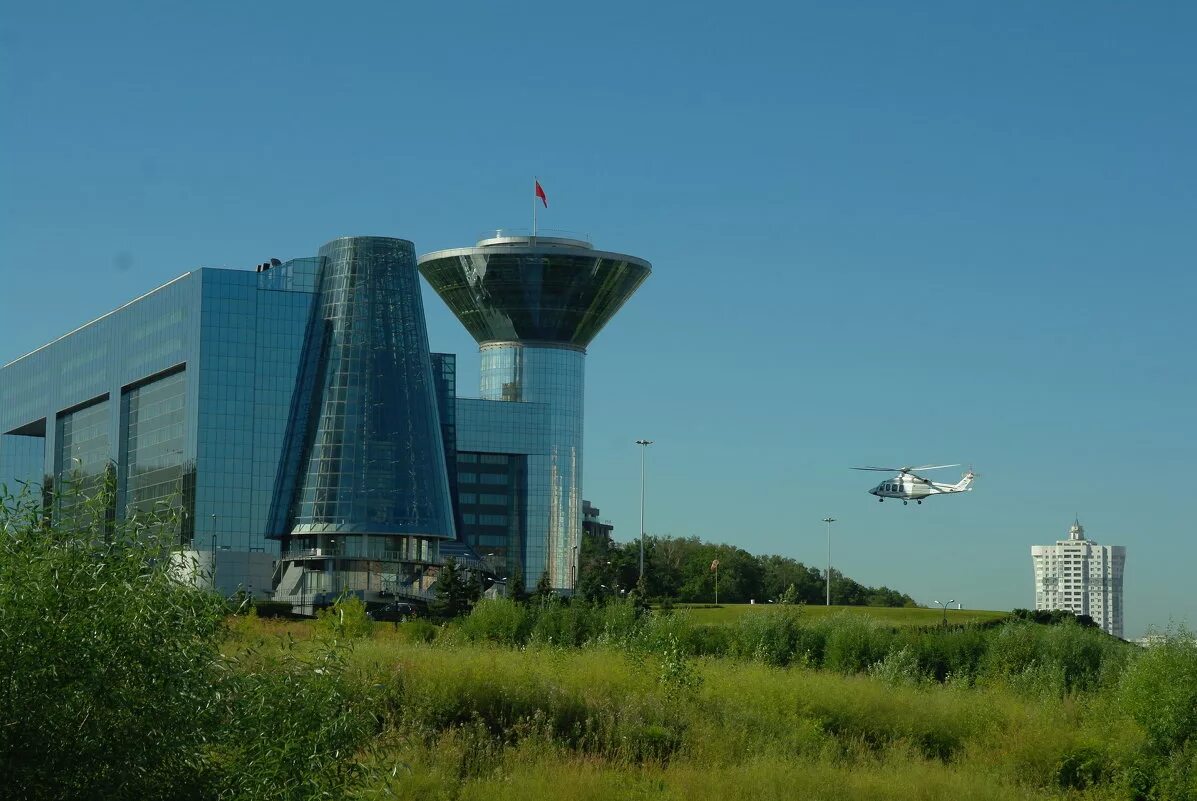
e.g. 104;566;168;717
2;2;1194;637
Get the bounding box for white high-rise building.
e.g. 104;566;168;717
1031;519;1126;638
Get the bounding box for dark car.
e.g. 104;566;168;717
367;602;419;622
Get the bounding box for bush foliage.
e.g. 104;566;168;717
0;481;374;801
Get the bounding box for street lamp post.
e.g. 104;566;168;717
934;599;956;625
210;514;218;591
635;439;653;582
571;544;578;590
822;517;836;606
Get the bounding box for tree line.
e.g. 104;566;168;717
575;531;917;607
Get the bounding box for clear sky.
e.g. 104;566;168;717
2;2;1194;637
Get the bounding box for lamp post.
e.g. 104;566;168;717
822;517;836;606
934;599;956;625
210;513;218;591
635;439;653;582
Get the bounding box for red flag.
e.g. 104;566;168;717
535;180;548;208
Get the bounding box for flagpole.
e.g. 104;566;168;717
532;176;538;239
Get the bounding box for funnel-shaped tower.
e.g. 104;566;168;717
272;236;456;611
419;232;650;589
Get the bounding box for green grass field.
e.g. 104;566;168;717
217;621;1156;801
669;603;1008;626
208;602;1197;801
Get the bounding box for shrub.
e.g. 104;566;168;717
820;613;893;674
596;598;643;644
868;646;926;687
980;620;1042;679
730;608;803;666
980;620;1130;694
0;482;374;800
638;608;698;654
1118;628;1197;754
457;597;532;645
0;482;226;799
211;642;379;800
314;594;372;639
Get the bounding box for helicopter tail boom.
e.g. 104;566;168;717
949;471;976;492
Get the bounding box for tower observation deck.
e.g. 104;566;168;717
418;231;651;589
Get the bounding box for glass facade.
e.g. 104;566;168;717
0;431;43;495
420;236;650;590
480;344;583;587
456;450;527;578
455;396;550;581
195;261;317;559
282;237;455;541
54;396;112;523
417;243;650;348
118;368;187;536
270;237;456;611
0;257;318;596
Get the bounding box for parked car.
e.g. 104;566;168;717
367;602;419;622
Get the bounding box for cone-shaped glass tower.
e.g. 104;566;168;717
271;236;456;611
419;232;650;589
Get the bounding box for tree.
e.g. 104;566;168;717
466;568;486;606
534;569;554;602
508;566;528;603
779;583;799;605
432;557;470;619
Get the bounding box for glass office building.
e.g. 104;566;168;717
1;230;650;604
419;232;651;589
0;259;319;595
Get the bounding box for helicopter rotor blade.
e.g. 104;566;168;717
851;466;904;472
908;464;961;472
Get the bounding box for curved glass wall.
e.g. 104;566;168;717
285;237;455;542
418;249;650;348
480;344;583;588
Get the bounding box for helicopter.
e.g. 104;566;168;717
852;464;977;505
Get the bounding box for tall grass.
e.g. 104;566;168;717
331;637;1161;800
